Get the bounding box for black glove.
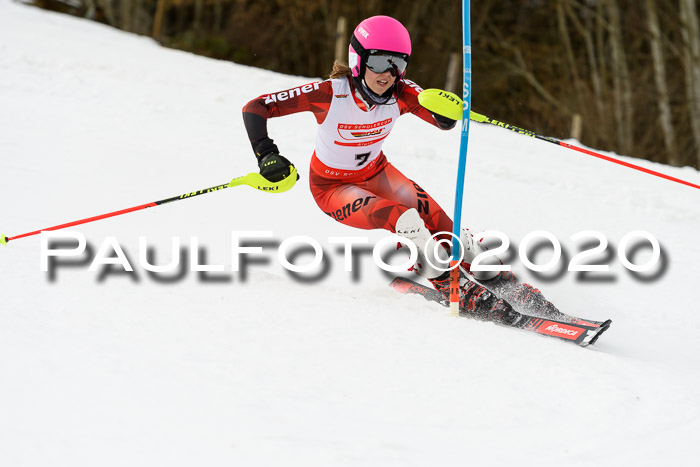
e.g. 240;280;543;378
432;112;457;130
258;153;295;183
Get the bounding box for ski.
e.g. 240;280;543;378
389;277;612;347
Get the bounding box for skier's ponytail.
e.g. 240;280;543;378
329;60;352;79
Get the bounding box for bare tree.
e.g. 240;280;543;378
562;0;607;146
556;0;586;138
646;0;678;165
120;0;132;32
606;0;634;155
680;0;700;167
193;0;204;33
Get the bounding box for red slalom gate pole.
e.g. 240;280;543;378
470;111;700;191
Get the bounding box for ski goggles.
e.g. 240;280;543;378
365;53;409;77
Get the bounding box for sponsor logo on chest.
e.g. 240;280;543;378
336;118;393;144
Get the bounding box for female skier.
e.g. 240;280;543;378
241;15;559;323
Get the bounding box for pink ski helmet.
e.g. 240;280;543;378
349;16;412;80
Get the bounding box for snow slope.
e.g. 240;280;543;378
1;2;700;465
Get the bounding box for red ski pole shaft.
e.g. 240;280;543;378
1;182;231;245
1;167;299;246
470;111;700;191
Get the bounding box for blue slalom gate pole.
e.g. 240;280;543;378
449;0;472;316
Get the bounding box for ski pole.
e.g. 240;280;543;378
0;168;298;245
470;111;700;191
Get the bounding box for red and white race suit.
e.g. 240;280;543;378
242;76;453;235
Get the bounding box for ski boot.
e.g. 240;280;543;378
480;271;574;322
458;229;570;321
428;273;521;326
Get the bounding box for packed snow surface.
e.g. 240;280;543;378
1;1;699;465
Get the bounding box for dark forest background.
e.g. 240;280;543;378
31;0;700;169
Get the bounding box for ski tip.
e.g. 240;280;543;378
585;319;612;347
0;234;8;246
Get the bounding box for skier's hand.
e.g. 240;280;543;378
258;153;297;183
432;112;457;130
417;88;462;121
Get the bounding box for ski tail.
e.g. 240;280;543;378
390;276;447;306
